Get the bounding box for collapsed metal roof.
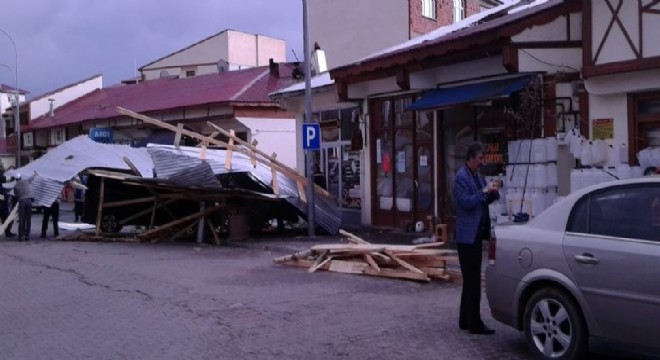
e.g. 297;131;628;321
7;136;154;207
147;144;341;234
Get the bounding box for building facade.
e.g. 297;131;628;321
139;30;287;81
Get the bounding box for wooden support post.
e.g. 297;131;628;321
103;197;156;208
205;217;221;246
174;123;184;149
225;129;235;170
95;177;105;237
137;204;224;239
0;204;18;236
200;142;207;160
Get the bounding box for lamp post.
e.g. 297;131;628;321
302;0;316;237
0;28;20;168
0;63;15;139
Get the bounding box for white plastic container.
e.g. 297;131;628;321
519;139;532;163
570;169;583;193
531;189;546;217
546;163;558;187
533;164;547;189
507;188;521;216
546;137;558;162
531;138;547;163
545;187;558;208
632;166;643;178
581;168;596;189
508;140;520;163
616;164;632;180
570;132;582;159
580;141;593;167
606;144;621;168
591;140;607;167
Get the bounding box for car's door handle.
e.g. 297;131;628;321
574;253;599;265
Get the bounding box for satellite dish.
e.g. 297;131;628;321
159;70;170;78
217;59;229;72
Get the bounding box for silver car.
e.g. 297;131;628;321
486;176;660;359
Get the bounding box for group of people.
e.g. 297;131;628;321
0;168;87;242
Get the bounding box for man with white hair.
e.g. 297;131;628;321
14;171;37;242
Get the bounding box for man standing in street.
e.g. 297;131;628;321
14;171;37;242
453;142;500;335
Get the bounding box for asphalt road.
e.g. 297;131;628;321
0;238;538;360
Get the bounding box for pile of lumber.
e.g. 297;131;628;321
274;230;460;283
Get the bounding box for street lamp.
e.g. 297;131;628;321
0;28;20;168
302;0;316;237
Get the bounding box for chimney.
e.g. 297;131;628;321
269;58;279;78
48;98;55;118
311;42;328;75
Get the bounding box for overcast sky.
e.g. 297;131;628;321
0;0;303;98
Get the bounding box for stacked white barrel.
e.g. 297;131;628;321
505;137;559;219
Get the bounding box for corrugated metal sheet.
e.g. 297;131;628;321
167;161;222;189
7;135;154;207
147;144;341;234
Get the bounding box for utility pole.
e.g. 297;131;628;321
0;28;20;167
302;0;316;237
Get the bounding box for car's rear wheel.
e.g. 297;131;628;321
101;214;123;233
523;288;587;360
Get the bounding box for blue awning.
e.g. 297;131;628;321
407;74;537;111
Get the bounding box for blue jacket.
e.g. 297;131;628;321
453;164;499;245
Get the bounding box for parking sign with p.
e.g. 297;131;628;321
302;123;320;150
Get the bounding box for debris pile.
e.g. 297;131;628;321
274;230;460;283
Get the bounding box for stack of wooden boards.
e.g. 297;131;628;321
274;230;460;283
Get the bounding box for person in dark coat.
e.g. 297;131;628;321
41;197;60;239
14;171;37;242
0;176;16;238
453;142;500;335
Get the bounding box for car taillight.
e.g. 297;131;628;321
488;233;497;265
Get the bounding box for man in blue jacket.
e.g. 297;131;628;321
454;142;500;335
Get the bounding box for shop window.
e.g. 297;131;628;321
630;92;660;164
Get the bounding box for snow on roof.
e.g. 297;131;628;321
269;72;334;97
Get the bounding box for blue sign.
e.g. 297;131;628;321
89;127;114;144
302;123;320;150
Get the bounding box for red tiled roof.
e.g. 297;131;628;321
26;64;295;131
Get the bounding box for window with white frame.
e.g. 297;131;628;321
422;0;437;19
454;0;466;22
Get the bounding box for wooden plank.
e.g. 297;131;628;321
309;253;333;273
103;196;156;208
419;267;451;281
95;177;105;237
384;251;425;274
225;129;235;170
119;198;177;226
174;123;184;149
311;244;418;252
297;180;306;203
205;217;221;246
328;260;430;282
273;250;314;264
0;204;18;235
137;204;224;239
363;254;380;272
200;143;207;160
339;229;371;245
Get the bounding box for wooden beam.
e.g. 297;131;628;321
396;69;410;90
95;177;105;237
119;198;177;225
363;254;380;272
383;251;425;274
174;123;184;149
166;221;198;243
225;129;235;170
137;204;224;239
339;229;371;244
0;204;18;235
103;197;156;208
205;217;221;246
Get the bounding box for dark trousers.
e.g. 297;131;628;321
42;201;60;238
74;200;83;221
457;240;484;330
18;198;32;241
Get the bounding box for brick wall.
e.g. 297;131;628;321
409;0;481;37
